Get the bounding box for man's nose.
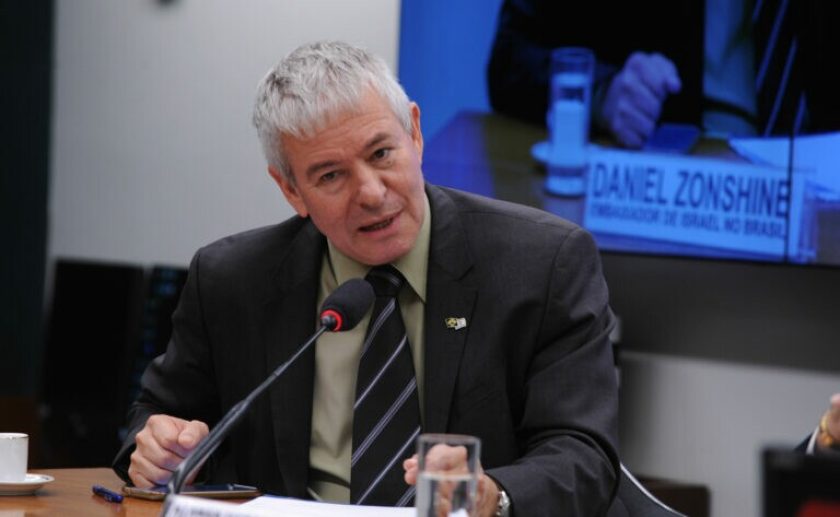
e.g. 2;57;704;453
355;167;387;207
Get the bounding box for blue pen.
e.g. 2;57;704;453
92;484;124;503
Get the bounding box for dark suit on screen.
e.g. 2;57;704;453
488;0;840;135
114;184;621;516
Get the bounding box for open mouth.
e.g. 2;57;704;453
360;216;395;233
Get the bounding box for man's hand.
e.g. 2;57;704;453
828;394;840;438
403;445;501;517
817;393;840;452
128;414;209;488
597;52;682;148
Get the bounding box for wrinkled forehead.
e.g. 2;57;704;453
284;87;404;141
293;94;367;139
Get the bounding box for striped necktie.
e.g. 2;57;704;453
753;0;806;136
350;265;421;507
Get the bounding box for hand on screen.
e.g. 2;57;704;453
822;393;840;447
403;446;500;517
598;51;682;148
128;414;209;488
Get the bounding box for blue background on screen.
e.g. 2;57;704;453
398;0;502;139
397;1;840;268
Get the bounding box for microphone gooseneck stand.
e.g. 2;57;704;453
166;277;375;496
167;324;329;495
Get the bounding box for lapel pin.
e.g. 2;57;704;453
445;317;467;330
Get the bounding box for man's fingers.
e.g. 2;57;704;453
403;455;419;485
612;69;663;120
627;52;682;99
611;105;655;149
435;486;454;517
403;454;418;469
646;53;682;94
425;444;468;473
136;433;184;472
827;394;840;439
476;474;500;517
129;414;209;490
129;449;174;486
128;468;155;489
177;420;210;452
146;415;206;457
145;415;187;453
414;448;486;516
601;53;675;147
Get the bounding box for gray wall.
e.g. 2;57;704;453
619;351;838;517
604;253;840;516
50;0;400;266
47;2;839;516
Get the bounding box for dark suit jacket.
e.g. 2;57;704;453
114;184;621;516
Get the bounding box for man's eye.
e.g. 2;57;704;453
371;148;391;161
318;171;339;184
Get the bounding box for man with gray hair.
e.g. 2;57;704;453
114;41;621;516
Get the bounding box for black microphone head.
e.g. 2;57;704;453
319;278;375;332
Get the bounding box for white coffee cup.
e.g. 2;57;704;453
0;433;29;482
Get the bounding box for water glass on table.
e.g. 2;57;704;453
546;46;594;197
415;433;481;517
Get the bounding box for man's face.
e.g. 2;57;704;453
269;90;426;266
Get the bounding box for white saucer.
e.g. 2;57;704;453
531;140;551;164
0;474;55;496
531;140;602;164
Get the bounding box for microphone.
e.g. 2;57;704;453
167;278;374;495
319;278;375;331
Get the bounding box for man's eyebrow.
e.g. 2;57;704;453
305;159;340;178
364;132;393;151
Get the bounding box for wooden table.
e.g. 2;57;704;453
0;468;709;517
0;468;245;517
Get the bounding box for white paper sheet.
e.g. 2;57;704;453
241;496;416;516
729;132;840;194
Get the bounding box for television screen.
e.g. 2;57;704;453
405;0;840;267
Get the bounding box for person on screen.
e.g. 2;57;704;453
113;41;623;516
806;393;840;454
487;0;840;148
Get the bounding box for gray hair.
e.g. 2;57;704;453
252;41;412;181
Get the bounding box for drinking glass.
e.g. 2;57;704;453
415;434;481;517
546;47;594;197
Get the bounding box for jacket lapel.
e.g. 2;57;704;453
260;220;326;497
423;185;477;433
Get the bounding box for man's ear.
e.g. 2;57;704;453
409;102;424;163
268;165;309;218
